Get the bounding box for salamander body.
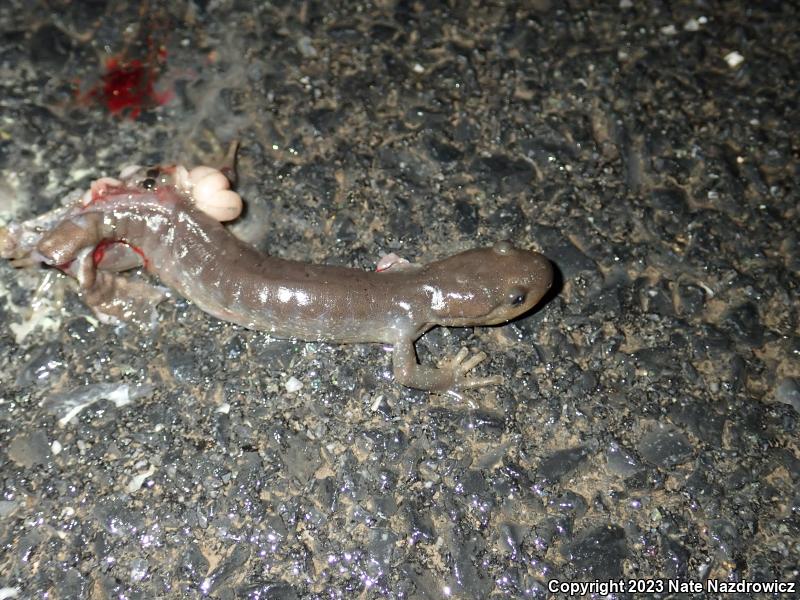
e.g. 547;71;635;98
1;165;552;390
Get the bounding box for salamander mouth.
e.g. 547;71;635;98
438;305;530;327
485;289;547;325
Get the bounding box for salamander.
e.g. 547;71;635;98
1;163;553;391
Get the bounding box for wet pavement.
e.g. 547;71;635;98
0;1;798;598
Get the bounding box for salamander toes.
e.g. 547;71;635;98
440;347;503;390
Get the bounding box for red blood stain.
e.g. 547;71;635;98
85;50;172;119
92;239;114;265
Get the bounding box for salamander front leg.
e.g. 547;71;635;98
392;339;503;392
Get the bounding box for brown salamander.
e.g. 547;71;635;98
1;163;552;391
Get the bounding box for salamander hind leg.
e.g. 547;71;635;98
84;274;168;329
66;247;168;328
30;213;165;328
392;339;503;392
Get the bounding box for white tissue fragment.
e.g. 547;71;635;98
44;382;156;427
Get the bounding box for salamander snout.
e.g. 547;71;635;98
481;242;553;325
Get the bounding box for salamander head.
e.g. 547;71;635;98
425;241;553;327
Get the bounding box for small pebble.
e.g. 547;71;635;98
724;51;744;68
284;376;303;393
775;378;800;412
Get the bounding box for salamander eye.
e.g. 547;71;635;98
141;178;157;190
507;287;526;307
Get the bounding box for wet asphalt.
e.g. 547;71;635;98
0;1;798;598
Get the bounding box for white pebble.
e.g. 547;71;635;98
118;164;142;179
284;376;303;393
683;18;701;32
297;36;317;58
724;51;744;68
126;465;155;493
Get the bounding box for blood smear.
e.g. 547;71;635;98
90;54;172;119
